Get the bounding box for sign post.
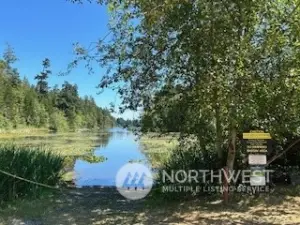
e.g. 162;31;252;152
223;166;229;204
243;130;271;190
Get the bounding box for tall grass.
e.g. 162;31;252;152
0;144;64;202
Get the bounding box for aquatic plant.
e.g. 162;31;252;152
0;144;64;202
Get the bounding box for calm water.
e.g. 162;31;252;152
74;128;148;187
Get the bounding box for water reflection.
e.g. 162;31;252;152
92;132;112;148
74;128;148;187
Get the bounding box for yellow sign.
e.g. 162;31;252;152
243;132;271;139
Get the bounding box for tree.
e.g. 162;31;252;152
35;58;51;95
3;44;20;87
71;0;300;170
23;88;39;126
49;109;69;132
0;49;115;132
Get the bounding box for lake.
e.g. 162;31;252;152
0;128;151;187
74;127;149;187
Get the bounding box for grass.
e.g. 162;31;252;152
140;133;178;168
0;144;64;203
0;131;111;157
0;131;112;184
0;127;49;137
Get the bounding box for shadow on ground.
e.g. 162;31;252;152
2;186;300;225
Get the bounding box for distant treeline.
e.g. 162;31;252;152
0;47;115;132
116;118;139;129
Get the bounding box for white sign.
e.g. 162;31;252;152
250;167;266;186
248;154;267;165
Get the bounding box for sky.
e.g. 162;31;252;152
0;0;137;119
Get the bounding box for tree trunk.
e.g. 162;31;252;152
226;127;237;171
215;105;223;167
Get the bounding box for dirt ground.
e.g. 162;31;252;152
1;187;300;225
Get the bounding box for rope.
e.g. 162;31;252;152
0;169;60;190
267;138;300;166
0;169;88;197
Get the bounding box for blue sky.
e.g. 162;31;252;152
0;0;137;119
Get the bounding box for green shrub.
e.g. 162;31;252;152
154;137;220;199
0;114;12;130
0;144;64;202
49;110;69;132
162;137;219;171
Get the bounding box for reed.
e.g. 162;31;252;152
0;144;64;202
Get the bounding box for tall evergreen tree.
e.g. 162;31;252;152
3;45;20;87
35;58;51;95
